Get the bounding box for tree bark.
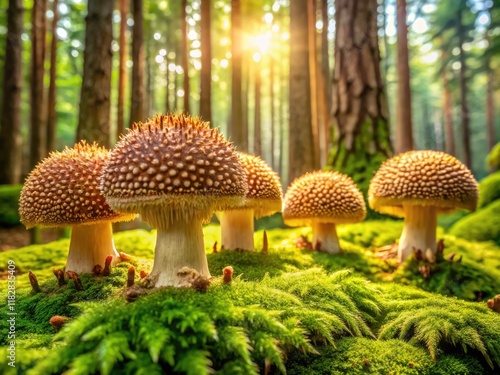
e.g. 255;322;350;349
30;0;47;168
457;9;471;168
0;0;23;184
181;0;190;113
307;0;320;169
46;0;59;153
442;70;455;156
395;0;413;154
487;67;496;152
77;0;113;147
331;0;392;193
200;0;212;125
117;0;128;139
269;54;275;169
289;0;315;185
254;59;261;156
129;0;144;125
230;0;245;150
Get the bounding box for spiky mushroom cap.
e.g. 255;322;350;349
100;114;247;228
232;152;283;218
19;141;135;229
282;170;366;226
368;150;478;217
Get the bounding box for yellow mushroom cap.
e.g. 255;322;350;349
282;170;366;226
100;114;247;222
234;152;283;218
368;150;478;217
19;141;135;229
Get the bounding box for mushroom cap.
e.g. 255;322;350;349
99;114;247;224
282;170;366;226
232;152;283;218
368;150;478;217
19;141;135;229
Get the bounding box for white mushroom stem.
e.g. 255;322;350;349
217;209;255;251
148;217;211;287
398;204;437;263
311;220;341;254
65;222;120;273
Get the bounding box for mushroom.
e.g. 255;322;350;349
216;152;282;250
19;141;136;274
282;171;366;254
368;150;478;263
99;114;247;288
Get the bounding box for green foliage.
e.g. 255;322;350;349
0;184;22;226
438;210;470;231
30;269;380;375
284;337;488;375
487;143;500;170
478;171;500;209
378;285;500;370
449;200;500;245
337;220;403;248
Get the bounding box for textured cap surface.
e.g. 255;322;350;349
368;150;478;217
235;152;282;217
19;141;134;229
100;114;247;221
282;171;366;226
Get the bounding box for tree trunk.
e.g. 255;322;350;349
200;0;212;124
146;25;154;117
117;0;128;139
442;70;455;156
307;0;320;169
181;0;190;113
381;0;390;81
0;0;23;184
269;54;275;169
395;0;413;154
487;67;495;152
331;0;392;194
254;59;261;156
46;0;59;153
289;0;315;185
129;0;144;125
457;9;471;168
77;0;113;147
30;0;47;168
230;0;245;150
318;0;330;167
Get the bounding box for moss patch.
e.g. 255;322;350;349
449;200;500;245
0;184;22;227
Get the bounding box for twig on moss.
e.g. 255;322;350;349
29;271;41;293
223;266;234;284
53;269;66;287
127;267;135;287
102;255;113;276
92;265;102;276
263;231;268;253
66;271;83;290
213;241;218;254
49;316;71;332
140;270;148;279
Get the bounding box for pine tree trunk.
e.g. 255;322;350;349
200;0;212;124
457;9;471;168
331;0;392;193
181;0;190;113
117;0;128;139
442;71;455;156
230;0;245;150
30;0;47;168
0;0;23;184
254;59;261;156
129;0;144;124
77;0;113;147
318;0;330;167
395;0;413;154
269;54;275;169
289;0;315;185
307;0;320;169
487;68;495;152
46;0;58;153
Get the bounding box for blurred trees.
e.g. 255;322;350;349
199;0;212;124
130;0;145;124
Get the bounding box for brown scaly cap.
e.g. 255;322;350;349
100;114;247;223
234;152;283;218
282;170;366;226
368;150;478;217
19;141;135;229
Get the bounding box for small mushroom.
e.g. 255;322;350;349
19;141;136;274
368;150;478;263
216;152;282;251
282;171;366;254
100;114;247;287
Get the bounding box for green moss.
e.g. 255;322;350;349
438;210;470;231
285;337;488;375
478;171;500;209
0;184;22;227
449;200;500;245
487;142;500;169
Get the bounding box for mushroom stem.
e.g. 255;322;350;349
218;209;255;251
398;205;437;263
65;222;120;274
311;220;341;254
147;217;210;287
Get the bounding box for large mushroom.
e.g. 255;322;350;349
100;114;247;288
368;150;478;263
282;171;366;254
19;141;136;274
216;152;282;250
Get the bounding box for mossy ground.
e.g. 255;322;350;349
1;221;500;374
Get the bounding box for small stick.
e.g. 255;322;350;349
102;255;113;276
140;270;149;279
53;269;67;286
29;271;42;293
127;267;135;287
223;266;234;284
262;231;268;253
92;264;102;276
213;241;218;254
66;271;83;290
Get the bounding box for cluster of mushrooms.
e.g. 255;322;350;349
19;113;478;289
